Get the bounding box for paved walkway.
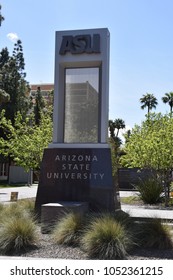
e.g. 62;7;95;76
121;204;173;220
0;184;38;203
120;190;173;221
0;185;173;221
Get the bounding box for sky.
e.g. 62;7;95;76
1;0;173;131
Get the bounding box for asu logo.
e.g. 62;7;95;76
59;34;100;55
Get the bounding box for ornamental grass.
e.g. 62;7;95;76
0;202;33;222
80;213;134;259
0;215;38;254
135;177;163;204
52;212;85;246
136;218;173;249
17;198;36;217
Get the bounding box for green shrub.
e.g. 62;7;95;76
136;218;173;249
52;212;85;246
81;213;134;259
135;177;163;204
0;216;38;254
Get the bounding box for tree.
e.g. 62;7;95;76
124;129;131;143
140;93;158;116
0;89;10;104
0;109;53;178
0;41;31;125
108;118;125;157
0;4;4;26
108;119;125;178
121;113;173;206
114;118;125;137
0;53;10;104
0;7;10;109
108;118;125;138
162;92;173;114
34;87;45;125
108;120;115;138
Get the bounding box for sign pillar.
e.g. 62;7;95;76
35;28;120;213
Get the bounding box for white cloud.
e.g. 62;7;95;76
7;33;19;42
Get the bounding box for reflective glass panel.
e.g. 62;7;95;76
64;68;99;143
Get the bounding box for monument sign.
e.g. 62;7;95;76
35;28;120;213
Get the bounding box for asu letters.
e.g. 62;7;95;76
59;34;100;55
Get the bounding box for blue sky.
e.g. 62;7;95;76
1;0;173;130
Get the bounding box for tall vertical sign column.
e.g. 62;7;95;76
35;28;120;213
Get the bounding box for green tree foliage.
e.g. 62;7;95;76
0;6;10;105
121;113;173;205
34;87;45;125
0;109;52;175
108;118;125;177
0;48;10;106
162;92;173;114
0;89;10;104
123;129;131;143
109;118;125;138
140;93;158;116
0;41;31;125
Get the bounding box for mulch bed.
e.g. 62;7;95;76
1;227;173;260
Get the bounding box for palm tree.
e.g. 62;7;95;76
162;92;173;114
108;118;125;138
108;119;115;138
114;118;125;137
140;93;158;116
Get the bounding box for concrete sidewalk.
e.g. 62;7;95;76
0;185;173;221
121;204;173;221
0;184;38;203
120;190;173;222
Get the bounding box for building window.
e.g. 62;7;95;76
64;68;99;143
0;163;8;177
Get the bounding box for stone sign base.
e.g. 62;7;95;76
41;201;88;233
35;147;120;215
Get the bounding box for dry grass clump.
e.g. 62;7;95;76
0;200;38;254
136;218;173;249
0;215;38;254
17;198;36;217
80;213;134;259
135;177;163;204
0;203;4;214
0;199;172;259
52;212;85;246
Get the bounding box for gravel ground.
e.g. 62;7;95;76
4;227;172;260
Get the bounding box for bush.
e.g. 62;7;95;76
81;213;134;259
52;212;85;246
135;177;163;204
136;218;173;249
0;215;38;254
